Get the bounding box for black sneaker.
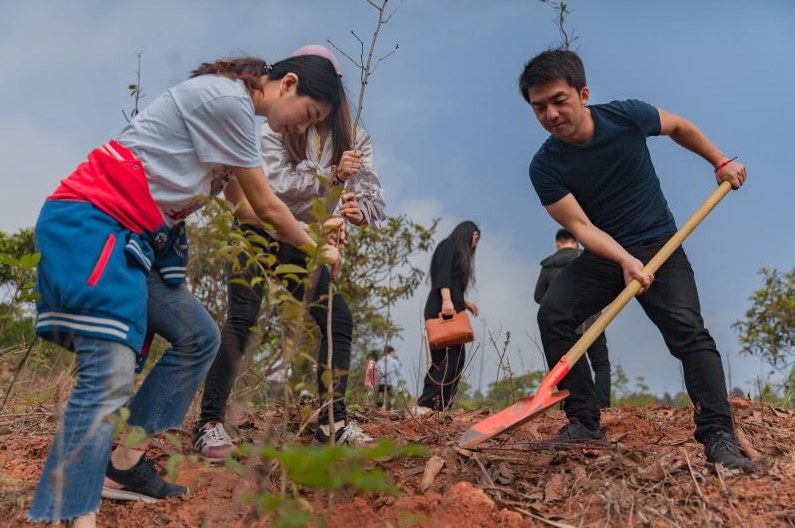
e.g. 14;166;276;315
704;430;756;473
541;420;607;445
101;454;188;503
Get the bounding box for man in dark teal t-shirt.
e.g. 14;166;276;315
519;49;752;472
530;98;677;247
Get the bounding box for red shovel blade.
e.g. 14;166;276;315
459;389;569;448
459;357;572;449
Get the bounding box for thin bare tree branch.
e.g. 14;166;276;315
326;38;362;68
370;43;399;75
384;0;406;23
352;0;391;133
322;0;404;426
351;30;366;84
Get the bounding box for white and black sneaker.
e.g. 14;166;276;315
101;454;187;503
410;405;433;416
193;421;235;463
314;421;376;447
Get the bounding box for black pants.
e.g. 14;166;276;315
418;344;466;410
586;333;611;408
537;240;732;443
199;226;352;426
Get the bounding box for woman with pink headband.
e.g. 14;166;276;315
193;45;386;460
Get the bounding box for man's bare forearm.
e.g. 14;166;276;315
658;108;728;168
671;123;726;167
569;222;633;266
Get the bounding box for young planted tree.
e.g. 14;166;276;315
537;1;578;50
322;0;405;432
122;51;144;123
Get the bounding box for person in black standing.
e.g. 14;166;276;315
534;229;610;408
415;221;480;413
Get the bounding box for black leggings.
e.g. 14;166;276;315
417;344;466;410
199;225;352;426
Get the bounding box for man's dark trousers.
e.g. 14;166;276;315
586;333;610;409
537;238;733;443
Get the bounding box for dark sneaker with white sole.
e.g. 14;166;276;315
541;420;607;445
101;454;187;503
704;430;755;473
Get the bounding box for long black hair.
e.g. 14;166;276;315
434;220;480;292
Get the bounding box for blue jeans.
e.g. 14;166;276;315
29;272;220;522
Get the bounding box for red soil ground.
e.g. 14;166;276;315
2;396;794;527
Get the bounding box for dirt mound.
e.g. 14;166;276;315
2;398;794;527
325;482;524;528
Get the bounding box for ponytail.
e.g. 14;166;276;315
191;54;342;109
191;57;271;94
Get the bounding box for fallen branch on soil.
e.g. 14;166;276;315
419;455;445;492
515;508;576;528
735;426;763;461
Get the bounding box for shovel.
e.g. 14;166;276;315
459;181;733;449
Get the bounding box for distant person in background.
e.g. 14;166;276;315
534;229;611;408
364;351;379;404
377;345;401;410
414;221;480;414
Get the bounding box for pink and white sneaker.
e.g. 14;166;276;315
193;422;235;462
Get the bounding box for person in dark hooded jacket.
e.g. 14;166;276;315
534;229;611;408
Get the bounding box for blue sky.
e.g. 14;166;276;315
1;1;793;397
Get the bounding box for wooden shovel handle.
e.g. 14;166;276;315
563;181;732;366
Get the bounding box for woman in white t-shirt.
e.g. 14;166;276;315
29;55;345;528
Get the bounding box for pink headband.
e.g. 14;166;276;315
291;44;343;78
